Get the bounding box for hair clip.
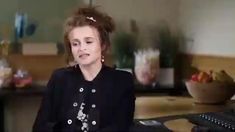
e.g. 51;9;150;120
86;16;96;22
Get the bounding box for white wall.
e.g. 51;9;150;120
95;0;180;46
95;0;179;28
179;0;235;57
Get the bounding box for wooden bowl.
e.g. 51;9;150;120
185;81;235;104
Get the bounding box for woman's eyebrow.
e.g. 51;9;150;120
85;37;94;40
71;38;80;42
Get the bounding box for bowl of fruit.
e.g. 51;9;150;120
185;70;235;104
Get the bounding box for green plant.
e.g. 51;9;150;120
151;25;181;67
112;32;136;68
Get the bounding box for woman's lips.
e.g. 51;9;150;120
79;54;90;59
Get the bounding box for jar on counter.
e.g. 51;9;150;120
0;40;10;56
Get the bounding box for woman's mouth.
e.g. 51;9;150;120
79;54;90;59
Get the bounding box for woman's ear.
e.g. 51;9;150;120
101;44;107;52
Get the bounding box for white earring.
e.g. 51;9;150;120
101;55;105;63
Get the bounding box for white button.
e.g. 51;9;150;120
79;87;84;92
67;119;72;124
73;102;78;107
91;89;96;93
92;121;96;125
91;104;96;108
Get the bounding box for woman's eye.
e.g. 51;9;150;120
86;41;93;44
71;42;79;46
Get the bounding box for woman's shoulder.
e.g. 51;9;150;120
50;66;77;79
114;69;133;79
105;66;133;82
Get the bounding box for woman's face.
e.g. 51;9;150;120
68;26;103;67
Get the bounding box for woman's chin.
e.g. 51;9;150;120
77;58;101;67
78;61;97;67
79;62;92;67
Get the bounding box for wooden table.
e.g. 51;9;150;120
134;96;235;131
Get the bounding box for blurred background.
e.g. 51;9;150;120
0;0;235;132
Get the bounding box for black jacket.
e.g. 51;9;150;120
33;65;135;132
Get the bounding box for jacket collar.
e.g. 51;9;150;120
72;64;111;83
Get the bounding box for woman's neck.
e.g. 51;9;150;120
79;62;102;81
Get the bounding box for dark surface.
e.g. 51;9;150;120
0;84;46;132
0;82;187;97
0;84;46;97
134;109;235;132
0;99;4;132
187;110;235;132
130;123;171;132
134;81;187;95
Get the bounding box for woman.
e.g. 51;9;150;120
33;7;135;132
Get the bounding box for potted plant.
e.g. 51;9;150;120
112;31;137;69
151;25;181;68
149;25;183;89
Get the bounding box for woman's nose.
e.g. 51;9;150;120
79;43;87;51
